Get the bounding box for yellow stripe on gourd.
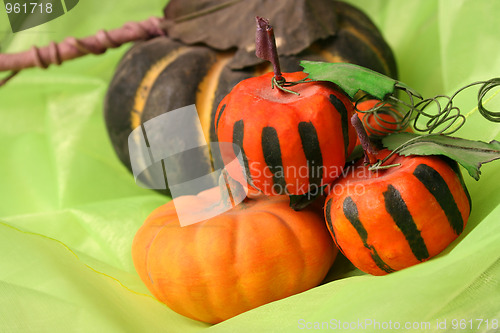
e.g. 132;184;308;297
343;25;392;75
131;46;190;129
195;51;234;144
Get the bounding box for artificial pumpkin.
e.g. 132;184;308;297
355;99;411;138
132;186;337;324
324;150;471;276
215;71;357;197
104;0;398;195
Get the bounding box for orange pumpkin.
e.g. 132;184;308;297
324;150;471;276
132;186;337;323
355;99;411;139
215;71;357;197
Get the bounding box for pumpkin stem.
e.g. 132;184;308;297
255;17;284;83
352;114;402;171
255;17;311;96
351;113;379;165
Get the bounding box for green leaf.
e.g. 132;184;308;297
300;60;418;100
382;132;500;180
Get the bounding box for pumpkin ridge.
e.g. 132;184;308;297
192;219;231;323
230;213;262;313
142;217;175;288
253;208;308;295
172;224;211;323
383;184;430;262
271;210;309;293
143;219;185;304
343;196;395;273
230;210;276;308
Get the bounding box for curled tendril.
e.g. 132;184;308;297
357;79;500;136
393;79;500;134
354;99;411;137
358;78;500;170
271;77;310;95
478;78;500;122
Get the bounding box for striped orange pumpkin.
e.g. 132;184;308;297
324;151;471;275
355;99;412;138
132;186;337;323
215;71;357;196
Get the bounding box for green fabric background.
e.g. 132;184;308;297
1;1;499;332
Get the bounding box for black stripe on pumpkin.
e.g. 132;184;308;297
261;126;287;194
298;122;323;192
413;164;465;235
445;159;472;213
383;184;430;261
329;94;349;159
343;196;395;273
325;198;346;256
215;104;226;131
232;120;252;185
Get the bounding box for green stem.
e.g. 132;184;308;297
368;134;428;171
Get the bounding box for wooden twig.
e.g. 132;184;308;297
0;16;166;86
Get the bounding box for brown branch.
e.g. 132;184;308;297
255;16;283;83
0;70;19;86
0;16;166;86
351;113;378;164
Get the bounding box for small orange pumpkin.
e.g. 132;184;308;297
355;99;411;139
324;150;471;276
132;186;337;323
215;71;357;196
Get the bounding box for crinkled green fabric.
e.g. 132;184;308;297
1;1;499;332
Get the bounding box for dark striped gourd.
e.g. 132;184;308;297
215;71;356;196
324;151;471;276
104;1;398;195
